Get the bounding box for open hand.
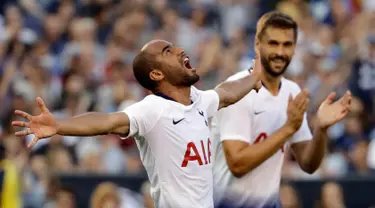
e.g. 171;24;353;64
286;89;310;131
12;97;58;148
316;91;352;129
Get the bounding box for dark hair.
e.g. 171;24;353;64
132;51;161;91
256;11;298;42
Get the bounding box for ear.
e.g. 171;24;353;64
149;69;164;81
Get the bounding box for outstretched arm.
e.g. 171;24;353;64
12;97;131;148
215;57;262;110
56;112;130;136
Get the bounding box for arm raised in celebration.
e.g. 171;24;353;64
215;56;262;110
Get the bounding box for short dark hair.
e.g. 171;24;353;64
256;11;298;41
132;51;161;91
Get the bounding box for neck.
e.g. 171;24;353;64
260;70;282;96
155;86;191;105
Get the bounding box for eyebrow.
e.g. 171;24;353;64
161;44;172;53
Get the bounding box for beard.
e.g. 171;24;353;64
164;64;200;87
260;53;291;77
179;73;200;86
169;72;200;87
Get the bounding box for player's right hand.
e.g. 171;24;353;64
12;97;58;149
286;89;310;131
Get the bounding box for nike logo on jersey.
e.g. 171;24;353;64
173;118;185;125
254;111;265;115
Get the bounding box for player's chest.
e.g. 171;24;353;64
162;107;210;141
248;96;290;154
251;96;288;134
159;108;213;169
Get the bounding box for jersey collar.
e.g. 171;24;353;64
154;92;193;104
261;81;282;90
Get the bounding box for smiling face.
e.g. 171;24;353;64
257;27;296;77
255;12;298;78
133;40;199;91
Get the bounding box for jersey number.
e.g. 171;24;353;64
181;139;211;167
254;133;285;153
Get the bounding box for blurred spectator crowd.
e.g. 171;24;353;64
0;0;375;207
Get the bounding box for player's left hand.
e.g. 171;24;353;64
316;90;352;129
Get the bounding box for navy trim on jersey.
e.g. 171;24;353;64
154;92;193;104
215;199;282;208
215;203;282;208
261;81;282;91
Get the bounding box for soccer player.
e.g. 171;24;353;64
12;40;261;208
211;12;352;208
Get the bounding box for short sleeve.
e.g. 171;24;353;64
200;90;220;118
290;111;312;144
121;99;162;139
216;97;252;143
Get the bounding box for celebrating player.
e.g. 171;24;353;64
211;12;352;208
12;40;261;208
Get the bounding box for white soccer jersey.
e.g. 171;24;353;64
211;70;312;208
122;86;220;208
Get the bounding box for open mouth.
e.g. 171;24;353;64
183;57;194;70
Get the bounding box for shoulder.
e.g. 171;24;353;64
227;70;256;101
217;69;254;113
191;86;219;101
122;95;165;118
190;85;202;98
221;69;254;100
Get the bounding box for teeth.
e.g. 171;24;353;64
184;57;189;63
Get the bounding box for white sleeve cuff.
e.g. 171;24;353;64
121;110;138;139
